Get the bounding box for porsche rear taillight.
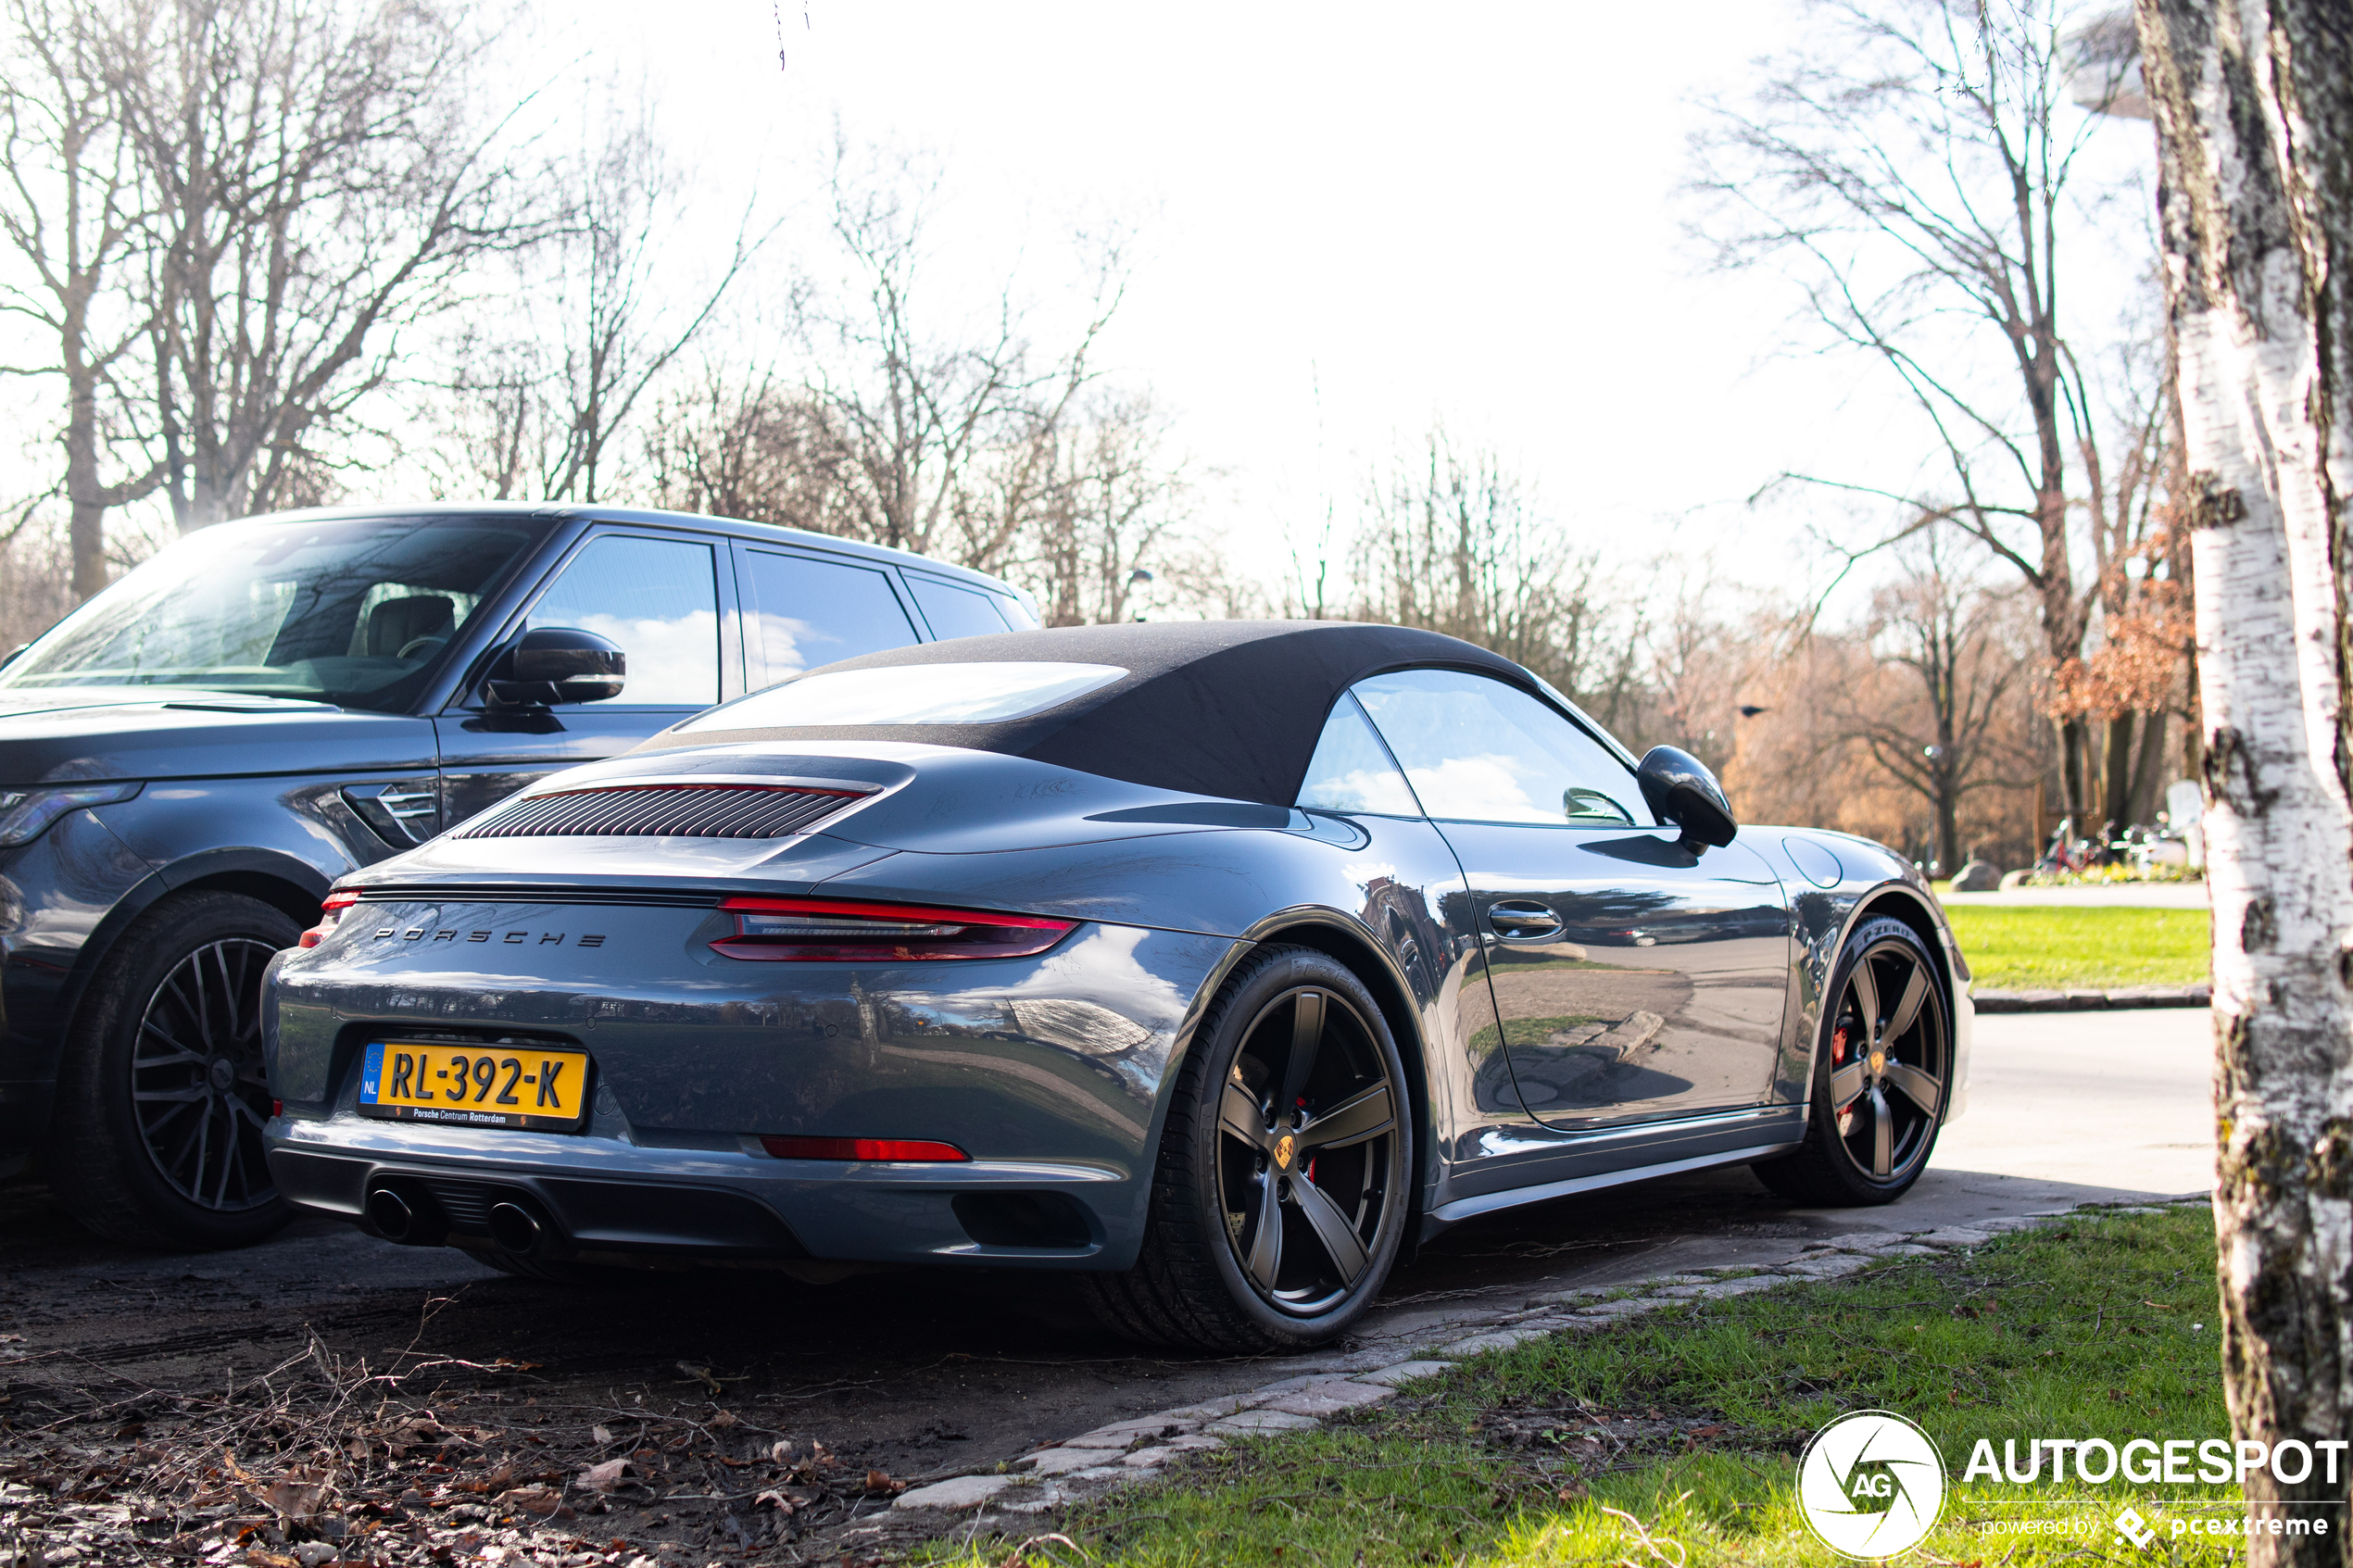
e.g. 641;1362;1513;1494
710;896;1073;962
297;890;362;948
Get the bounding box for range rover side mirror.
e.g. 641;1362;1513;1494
484;627;626;709
1636;745;1737;852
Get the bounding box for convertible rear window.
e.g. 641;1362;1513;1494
677;661;1127;730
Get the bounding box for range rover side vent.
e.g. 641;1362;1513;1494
455;784;865;841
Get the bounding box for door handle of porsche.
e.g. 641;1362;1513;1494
1487;901;1563;942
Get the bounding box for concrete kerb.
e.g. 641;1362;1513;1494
1973;984;2208;1012
894;1197;2206;1518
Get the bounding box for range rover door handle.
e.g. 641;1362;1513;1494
1487;901;1563;942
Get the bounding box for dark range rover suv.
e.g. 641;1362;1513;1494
0;503;1035;1248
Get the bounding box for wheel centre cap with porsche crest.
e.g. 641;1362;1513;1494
1273;1133;1296;1170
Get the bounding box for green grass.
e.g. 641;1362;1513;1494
932;1207;2247;1567
1943;905;2210;990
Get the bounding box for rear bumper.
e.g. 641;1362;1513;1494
263;904;1242;1270
265;1121;1126;1266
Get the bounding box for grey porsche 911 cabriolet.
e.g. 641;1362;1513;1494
261;620;1971;1351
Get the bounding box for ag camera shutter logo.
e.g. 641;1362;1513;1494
1798;1410;1947;1558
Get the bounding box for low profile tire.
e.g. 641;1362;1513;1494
44;891;297;1249
1081;946;1412;1352
1753;915;1952;1207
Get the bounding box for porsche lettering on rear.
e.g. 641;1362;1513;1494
371;927;606;947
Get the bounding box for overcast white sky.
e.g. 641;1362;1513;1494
74;1;2153;611
590;0;1878;596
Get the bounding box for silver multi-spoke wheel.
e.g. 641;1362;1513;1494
1215;987;1402;1315
1825;933;1946;1183
130;937;279;1213
1754;914;1951;1206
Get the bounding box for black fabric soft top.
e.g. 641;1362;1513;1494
632;620;1539;807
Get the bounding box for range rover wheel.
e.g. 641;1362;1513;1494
45;891;296;1248
1081;946;1411;1351
1753;915;1951;1206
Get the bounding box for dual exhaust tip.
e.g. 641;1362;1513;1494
365;1178;548;1256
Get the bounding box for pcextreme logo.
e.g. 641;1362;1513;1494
1797;1410;1948;1559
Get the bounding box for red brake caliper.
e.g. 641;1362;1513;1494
1831;1024;1859;1115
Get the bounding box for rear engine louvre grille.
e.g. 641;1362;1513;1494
457;784;864;841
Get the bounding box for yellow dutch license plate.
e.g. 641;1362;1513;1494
358;1041;592;1132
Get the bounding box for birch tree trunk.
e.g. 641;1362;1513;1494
2135;1;2353;1558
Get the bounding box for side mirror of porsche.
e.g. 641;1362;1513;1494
1636;745;1738;852
484;626;627;709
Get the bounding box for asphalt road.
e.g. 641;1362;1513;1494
0;1006;2211;1560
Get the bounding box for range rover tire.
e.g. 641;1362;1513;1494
1752;915;1952;1207
45;891;296;1248
1080;946;1411;1352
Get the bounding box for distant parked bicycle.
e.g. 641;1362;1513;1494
2036;817;2095;875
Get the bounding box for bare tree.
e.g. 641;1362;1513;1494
1690;0;2153;815
0;0;162;596
1834;539;2043;872
2136;1;2353;1559
798;135;1120;573
1629;557;1780;773
110;0;551;528
1351;431;1636;717
1017;396;1193;626
433;91;767;505
643;365;844;525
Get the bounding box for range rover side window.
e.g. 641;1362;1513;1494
738;548;920;684
525;535;720;707
904;573;1012;640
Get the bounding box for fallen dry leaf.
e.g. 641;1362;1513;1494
455;1462;515;1494
577;1459;635;1493
753;1488;794;1512
710;1407;739;1427
497;1484;574;1519
591;1424;613;1446
863;1469;902;1496
260;1467;334;1523
769;1440;794;1463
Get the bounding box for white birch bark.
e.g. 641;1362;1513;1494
2137;0;2353;1557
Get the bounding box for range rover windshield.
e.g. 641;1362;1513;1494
0;513;547;712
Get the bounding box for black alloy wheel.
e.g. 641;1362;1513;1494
1215;986;1403;1315
129;937;280;1215
1754;915;1950;1206
1082;946;1412;1350
45;891;297;1248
